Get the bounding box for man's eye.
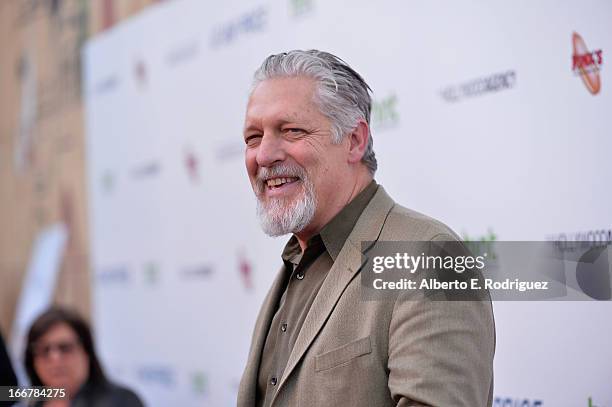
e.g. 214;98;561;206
285;128;305;135
245;135;262;146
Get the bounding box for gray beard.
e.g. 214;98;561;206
256;178;317;237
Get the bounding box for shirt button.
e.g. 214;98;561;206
270;377;277;386
296;271;304;280
281;323;287;332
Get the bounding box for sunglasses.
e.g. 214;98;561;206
33;340;81;359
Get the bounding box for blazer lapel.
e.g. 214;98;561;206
271;186;395;404
238;265;288;406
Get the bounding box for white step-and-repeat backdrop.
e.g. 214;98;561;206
83;0;612;405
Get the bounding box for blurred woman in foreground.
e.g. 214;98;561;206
24;307;143;407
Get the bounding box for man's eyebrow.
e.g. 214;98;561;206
243;124;261;134
278;114;304;124
243;117;305;134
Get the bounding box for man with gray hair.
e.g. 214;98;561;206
238;50;495;407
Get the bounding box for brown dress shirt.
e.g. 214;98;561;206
255;181;378;407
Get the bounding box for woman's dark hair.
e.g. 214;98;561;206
24;306;107;387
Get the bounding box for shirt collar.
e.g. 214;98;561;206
280;180;378;263
320;180;378;261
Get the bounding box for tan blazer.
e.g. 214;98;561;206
238;186;495;406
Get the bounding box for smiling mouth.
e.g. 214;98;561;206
265;177;299;189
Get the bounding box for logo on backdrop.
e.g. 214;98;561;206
131;160;161;180
289;0;314;18
238;250;253;290
463;228;498;243
184;149;200;183
94;74;119;94
587;396;601;407
100;170;115;193
493;397;543;407
180;264;214;280
547;229;612;244
96;265;130;285
372;93;399;131
137;365;175;388
191;371;209;397
440;70;516;103
572;32;603;95
166;40;200;67
547;228;611;300
133;59;147;90
463;228;499;263
144;262;160;286
210;6;267;48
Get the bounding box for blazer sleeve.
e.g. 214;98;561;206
386;237;495;406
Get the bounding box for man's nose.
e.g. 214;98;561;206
256;134;285;167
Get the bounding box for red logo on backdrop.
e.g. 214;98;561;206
184;149;199;183
238;250;253;290
572;32;603;94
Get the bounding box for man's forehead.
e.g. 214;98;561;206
245;98;319;128
248;76;317;105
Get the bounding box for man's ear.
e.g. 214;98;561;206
347;119;370;164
